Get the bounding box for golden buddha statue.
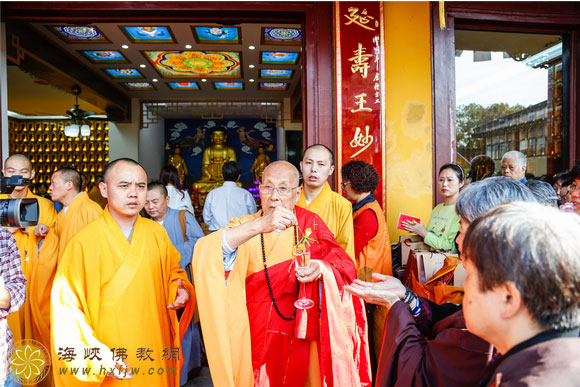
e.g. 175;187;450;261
169;146;189;183
250;145;271;182
194;127;239;207
199;127;237;182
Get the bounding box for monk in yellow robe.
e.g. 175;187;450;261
48;168;104;260
51;158;194;386
297;144;355;260
1;154;57;347
27;168;104;360
192;161;371;386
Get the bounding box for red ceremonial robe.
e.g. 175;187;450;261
192;206;371;386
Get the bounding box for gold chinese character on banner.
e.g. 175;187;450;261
349;43;373;79
351;93;373;113
350;125;374;158
344;7;376;31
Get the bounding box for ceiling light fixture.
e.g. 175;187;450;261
139;64;146;68
185;44;192;49
122;44;129;49
249;45;256;50
249;64;255;68
201;79;207;82
152;78;158;82
249;79;255;82
64;86;94;138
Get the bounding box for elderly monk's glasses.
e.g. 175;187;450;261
259;185;299;196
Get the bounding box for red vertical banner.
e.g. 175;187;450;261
335;2;386;211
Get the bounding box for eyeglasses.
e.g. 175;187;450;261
341;181;351;188
259;185;299;196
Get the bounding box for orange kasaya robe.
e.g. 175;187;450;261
29;191;103;357
192;206;371;387
296;183;356;262
50;208;194;386
0;191;57;346
353;199;392;364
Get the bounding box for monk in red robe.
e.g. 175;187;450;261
192;161;371;386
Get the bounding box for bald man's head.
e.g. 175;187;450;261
3;154;35;195
4;154;32;171
103;158;145;182
263;161;300;186
53;168;82;193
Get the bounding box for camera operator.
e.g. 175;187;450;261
0;154;56;344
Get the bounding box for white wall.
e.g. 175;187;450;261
138;104;165;181
108;98;140;167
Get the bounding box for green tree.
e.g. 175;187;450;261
456;102;525;148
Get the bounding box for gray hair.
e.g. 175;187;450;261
501;150;527;167
464;202;580;330
456;176;536;222
525;180;558;207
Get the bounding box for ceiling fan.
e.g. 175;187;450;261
64;85;98;137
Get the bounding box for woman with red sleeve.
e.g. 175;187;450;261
341;160;392;377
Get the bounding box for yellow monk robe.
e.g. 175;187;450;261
54;191;103;260
192;207;371;386
296;182;355;261
50;208;194;387
29;191;103;355
0;191;57;345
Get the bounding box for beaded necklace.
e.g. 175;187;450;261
260;214;300;321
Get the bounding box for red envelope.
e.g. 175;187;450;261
397;213;422;230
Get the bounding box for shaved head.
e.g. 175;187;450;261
263;161;300;186
4;154;32;171
54;168;81;193
302;144;334;166
103;158;145;182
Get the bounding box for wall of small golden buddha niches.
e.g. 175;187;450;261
8;119;109;185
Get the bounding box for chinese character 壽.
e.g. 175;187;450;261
349;43;373;79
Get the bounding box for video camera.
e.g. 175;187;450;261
0;173;39;228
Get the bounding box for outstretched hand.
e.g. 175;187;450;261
168;279;190;310
345;273;406;308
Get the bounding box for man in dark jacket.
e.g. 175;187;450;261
462;202;580;386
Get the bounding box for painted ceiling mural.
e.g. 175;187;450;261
263;27;302;46
168;82;200;90
144;50;242;78
39;23;302;97
82;50;127;63
121;26;175;43
261;52;300;65
193;27;240;44
49;25;109;43
103;68;143;79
